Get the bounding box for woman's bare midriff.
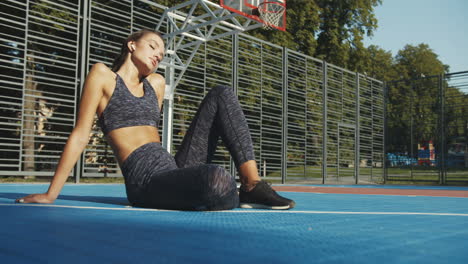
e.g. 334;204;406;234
105;126;161;165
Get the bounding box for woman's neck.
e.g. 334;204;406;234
116;62;145;84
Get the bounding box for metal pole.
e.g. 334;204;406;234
304;58;308;179
75;0;89;183
322;62;328;184
260;41;264;180
19;0;30;176
230;33;238;178
281;47;288;184
439;73;446;184
410;82;414;179
130;0;133;32
355;74;360;184
383;81;387;184
338;70;343;182
162;18;176;154
162;57;175;153
370;79;374;182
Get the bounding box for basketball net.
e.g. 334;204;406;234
257;1;285;30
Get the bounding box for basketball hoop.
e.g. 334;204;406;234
257;1;286;30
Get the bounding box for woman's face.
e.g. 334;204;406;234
130;33;165;75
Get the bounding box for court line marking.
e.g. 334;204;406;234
1;203;467;216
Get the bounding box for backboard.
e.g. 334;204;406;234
220;0;286;31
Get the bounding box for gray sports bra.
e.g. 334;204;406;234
98;73;160;135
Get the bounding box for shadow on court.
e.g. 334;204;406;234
0;192;130;206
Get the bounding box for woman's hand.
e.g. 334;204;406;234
16;193;55;204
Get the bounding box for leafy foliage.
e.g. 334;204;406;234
250;0;381;72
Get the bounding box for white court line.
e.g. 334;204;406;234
1;203;467;216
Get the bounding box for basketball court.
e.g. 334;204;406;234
1;183;468;263
1;1;467;263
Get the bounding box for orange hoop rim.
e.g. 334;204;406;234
258;1;286;13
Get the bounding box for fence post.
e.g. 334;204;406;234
322;62;328;184
383;81;387;184
231;34;239;178
281;47;288;184
410;82;414;179
439;73;446;184
19;0;30;179
355;74;360;184
75;0;90;183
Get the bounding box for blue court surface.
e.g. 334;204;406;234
1;184;467;263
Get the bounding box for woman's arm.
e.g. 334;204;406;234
16;63;108;203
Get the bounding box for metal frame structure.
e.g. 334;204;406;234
0;0;386;185
155;0;262;152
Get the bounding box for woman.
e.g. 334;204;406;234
16;29;295;210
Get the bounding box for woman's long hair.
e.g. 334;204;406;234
111;29;163;72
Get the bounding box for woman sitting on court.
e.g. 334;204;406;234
16;29;295;210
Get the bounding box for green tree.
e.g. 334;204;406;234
315;0;381;69
249;0;381;71
393;43;449;79
386;44;449;155
249;0;320;55
445;85;468;152
363;44;394;81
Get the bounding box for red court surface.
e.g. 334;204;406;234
273;186;468;198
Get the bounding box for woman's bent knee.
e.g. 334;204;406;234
210;85;234;97
201;165;239;210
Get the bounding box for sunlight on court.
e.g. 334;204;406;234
1;184;467;263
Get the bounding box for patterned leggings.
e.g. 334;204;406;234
121;85;255;210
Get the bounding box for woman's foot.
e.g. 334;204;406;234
239;180;295;210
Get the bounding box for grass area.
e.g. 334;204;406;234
266;166;321;179
267;166;384;180
386;167;468;177
79;177;125;183
2;166;466;186
383;166;468;185
0;177;46;183
267;165;468;185
0;176;124;184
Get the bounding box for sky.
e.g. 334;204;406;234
363;0;468;73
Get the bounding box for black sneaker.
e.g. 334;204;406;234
239;180;295;210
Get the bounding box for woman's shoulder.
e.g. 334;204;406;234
147;72;165;83
146;73;165;90
83;63;115;93
146;73;166;100
86;63;115;84
89;62;114;76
